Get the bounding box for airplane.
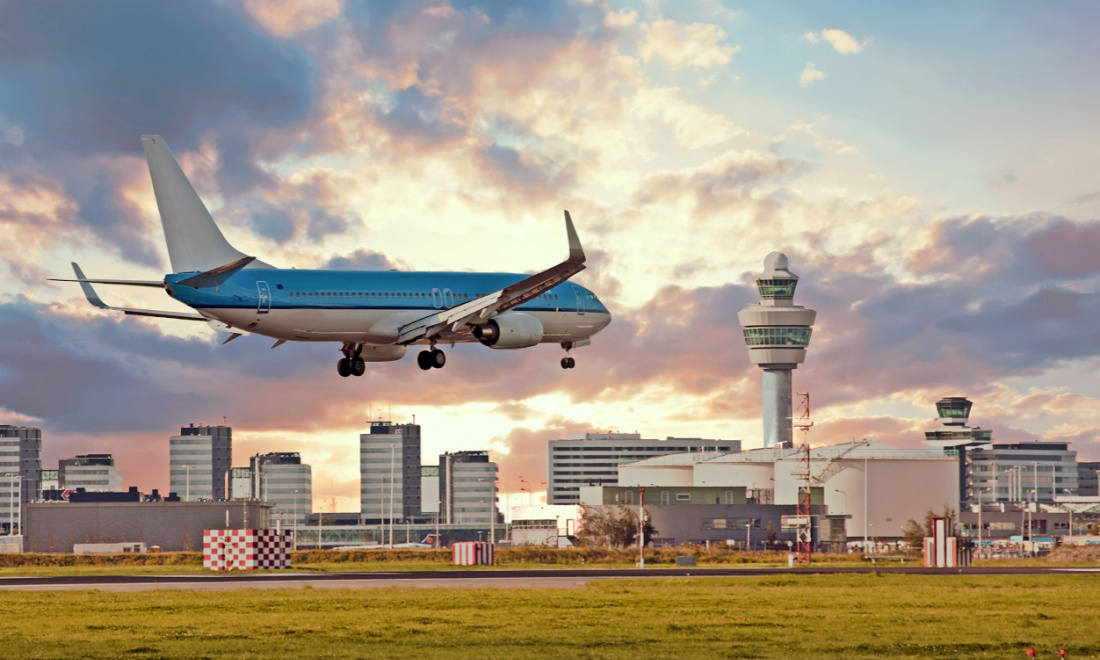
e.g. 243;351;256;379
52;136;612;376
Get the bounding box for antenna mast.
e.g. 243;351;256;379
793;392;814;565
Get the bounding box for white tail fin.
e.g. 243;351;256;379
141;135;271;273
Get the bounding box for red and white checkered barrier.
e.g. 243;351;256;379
452;541;494;566
203;529;293;571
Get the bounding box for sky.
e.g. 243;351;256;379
2;0;1099;513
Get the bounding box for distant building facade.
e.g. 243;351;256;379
439;451;498;525
1078;461;1100;497
0;425;42;533
420;465;440;516
547;433;741;505
169;424;232;501
59;454;123;492
360;422;421;521
250;452;312;524
968;442;1078;504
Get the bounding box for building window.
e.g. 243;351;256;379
675;493;690;501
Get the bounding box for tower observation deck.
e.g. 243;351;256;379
738;253;817;448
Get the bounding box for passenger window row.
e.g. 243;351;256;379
285;291;561;301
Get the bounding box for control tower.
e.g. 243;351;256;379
738;253;817;448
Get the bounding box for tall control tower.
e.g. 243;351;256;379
738;253;817;448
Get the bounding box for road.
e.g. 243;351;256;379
0;565;1094;591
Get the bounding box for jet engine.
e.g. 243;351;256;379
472;312;544;349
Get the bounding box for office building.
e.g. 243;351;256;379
967;442;1078;504
58;454;123;492
360;421;421;521
249;452;312;525
737;253;817;448
547;432;741;505
1078;461;1100;497
0;425;42;534
169;424;232;501
440;451;498;525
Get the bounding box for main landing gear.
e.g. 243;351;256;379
337;344;366;378
417;347;446;371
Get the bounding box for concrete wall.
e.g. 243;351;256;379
24;501;271;553
618;464;694;487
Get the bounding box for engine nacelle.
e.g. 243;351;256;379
472;312;544;350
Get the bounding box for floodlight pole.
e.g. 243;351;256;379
638;487;645;569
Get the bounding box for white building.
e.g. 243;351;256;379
610;440;959;540
0;425;41;534
547;433;741;505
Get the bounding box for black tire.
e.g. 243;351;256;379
417;350;433;371
431;349;446;369
337;357;351;377
567;357;576;369
561;357;570;369
351;358;366;377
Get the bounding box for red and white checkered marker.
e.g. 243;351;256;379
203;529;293;571
452;541;494;566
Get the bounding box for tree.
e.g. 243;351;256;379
576;505;657;549
765;520;777;545
903;506;959;549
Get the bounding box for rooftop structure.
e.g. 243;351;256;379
58;454;123;493
737;253;817;448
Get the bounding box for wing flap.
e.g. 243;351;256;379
397;211;586;344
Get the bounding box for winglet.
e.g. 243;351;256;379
565;211;585;263
71;263;108;309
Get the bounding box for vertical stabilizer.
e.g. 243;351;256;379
141;135;269;273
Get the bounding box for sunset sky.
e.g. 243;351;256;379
2;0;1099;513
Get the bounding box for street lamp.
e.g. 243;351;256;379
184;465;194;502
834;489;847;512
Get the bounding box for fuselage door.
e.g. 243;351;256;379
443;288;455;307
257;281;271;314
431;288;443;309
573;284;586;315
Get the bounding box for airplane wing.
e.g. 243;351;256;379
65;263;207;322
396;211;586;345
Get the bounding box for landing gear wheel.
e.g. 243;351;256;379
431;349;446;369
561;357;570;369
337;357;351;377
417;350;433;371
567;357;575;369
351;358;366;377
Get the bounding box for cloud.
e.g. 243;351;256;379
800;63;826;87
604;8;638;29
0;0;314;154
242;0;345;37
805;29;865;54
472;143;578;202
640;20;739;70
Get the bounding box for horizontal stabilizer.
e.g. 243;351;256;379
48;277;165;288
176;256;256;289
66;263;206;322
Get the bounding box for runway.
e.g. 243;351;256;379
0;565;1093;591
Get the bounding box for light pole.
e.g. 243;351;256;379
746;521;752;551
184;465;194;502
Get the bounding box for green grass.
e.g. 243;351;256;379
0;574;1096;658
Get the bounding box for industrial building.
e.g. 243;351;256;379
247;452;312;525
360;421;421;522
169;424;231;501
547;433;741;505
58;454;123;492
439;451;498;525
580;440;959;543
737;253;817;448
23;499;271;553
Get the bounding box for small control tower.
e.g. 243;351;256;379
738;253;817;448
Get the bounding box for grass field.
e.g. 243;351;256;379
0;574;1096;658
